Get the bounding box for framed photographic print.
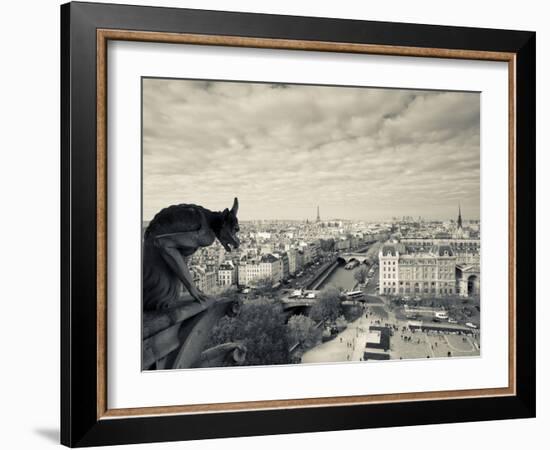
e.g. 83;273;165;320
61;1;536;447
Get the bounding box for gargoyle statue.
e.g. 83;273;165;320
143;198;240;310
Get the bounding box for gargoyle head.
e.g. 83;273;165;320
218;197;240;252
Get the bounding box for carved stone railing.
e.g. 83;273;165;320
143;295;245;370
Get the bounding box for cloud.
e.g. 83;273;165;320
142;79;480;221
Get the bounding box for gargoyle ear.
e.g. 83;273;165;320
222;208;229;218
231;197;239;215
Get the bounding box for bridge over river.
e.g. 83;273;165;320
281;296;317;314
337;253;371;264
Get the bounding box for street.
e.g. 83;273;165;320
301;292;480;364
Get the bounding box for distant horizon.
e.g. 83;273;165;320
142;212;480;224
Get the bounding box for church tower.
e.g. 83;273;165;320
316;205;320;222
454;203;466;239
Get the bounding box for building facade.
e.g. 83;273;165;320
378;240;480;298
237;254;282;287
276;252;290;280
217;262;235;287
287;248;297;275
189;265;218;294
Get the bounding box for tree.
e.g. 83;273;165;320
250;276;274;298
319;238;335;252
287;315;322;350
219;285;241;301
254;276;273;291
334;315;347;331
354;266;368;284
309;286;342;323
207;297;290;366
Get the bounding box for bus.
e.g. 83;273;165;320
344;290;365;301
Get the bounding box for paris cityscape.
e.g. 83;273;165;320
143;206;480;367
142;78;481;369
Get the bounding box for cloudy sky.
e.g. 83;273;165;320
142;78;480;222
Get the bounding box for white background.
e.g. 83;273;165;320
109;42;509;409
0;0;547;449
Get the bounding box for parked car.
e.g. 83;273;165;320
465;322;478;329
448;318;458;324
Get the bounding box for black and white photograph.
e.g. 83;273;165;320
0;0;542;447
141;78;481;370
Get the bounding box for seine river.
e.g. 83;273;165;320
317;263;361;291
